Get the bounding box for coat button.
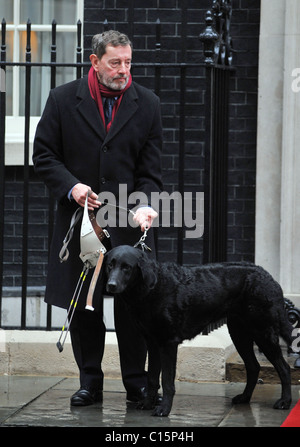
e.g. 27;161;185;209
103;146;108;153
101;177;106;184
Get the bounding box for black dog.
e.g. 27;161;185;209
105;245;293;417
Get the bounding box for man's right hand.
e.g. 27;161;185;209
71;183;101;210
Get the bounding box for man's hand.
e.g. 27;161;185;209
71;183;101;210
133;206;158;232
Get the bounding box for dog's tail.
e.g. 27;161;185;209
258;268;295;347
279;303;294;347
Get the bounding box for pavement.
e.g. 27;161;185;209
0;374;299;433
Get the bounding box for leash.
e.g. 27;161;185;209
101;199;151;252
100;199;136;217
134;226;151;252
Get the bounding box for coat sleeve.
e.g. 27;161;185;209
32;90;80;205
134;95;163;208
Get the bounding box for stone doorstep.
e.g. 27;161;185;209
226;347;300;386
0;325;235;382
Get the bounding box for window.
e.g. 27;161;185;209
0;0;83;164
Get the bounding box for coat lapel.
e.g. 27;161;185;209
75;77;139;144
75;77;106;141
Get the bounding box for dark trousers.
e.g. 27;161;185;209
70;295;147;393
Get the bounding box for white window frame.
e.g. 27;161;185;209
1;0;83;165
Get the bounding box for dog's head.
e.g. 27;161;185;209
105;245;157;295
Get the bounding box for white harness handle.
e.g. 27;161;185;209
79;191;107;267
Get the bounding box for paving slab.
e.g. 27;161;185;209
0;376;298;430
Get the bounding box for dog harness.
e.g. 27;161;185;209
57;192;109;352
56;192;150;352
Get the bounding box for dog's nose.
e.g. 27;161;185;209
106;281;117;294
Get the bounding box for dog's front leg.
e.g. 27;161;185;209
137;339;161;411
152;342;178;417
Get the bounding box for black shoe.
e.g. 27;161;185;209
126;387;162;404
126;387;147;403
70;388;103;406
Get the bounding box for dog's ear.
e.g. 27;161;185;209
137;255;157;291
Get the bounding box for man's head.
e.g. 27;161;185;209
90;30;132;91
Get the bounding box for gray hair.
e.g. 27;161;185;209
91;30;133;59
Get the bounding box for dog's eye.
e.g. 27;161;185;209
107;262;114;271
122;264;131;272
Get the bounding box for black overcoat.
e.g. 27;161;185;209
33;75;163;311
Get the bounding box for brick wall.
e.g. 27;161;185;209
3;0;260;289
84;0;260;264
227;0;260;261
3;167;50;288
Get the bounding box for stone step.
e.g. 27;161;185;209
226;347;300;385
0;325;236;382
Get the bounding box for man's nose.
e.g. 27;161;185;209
118;62;128;73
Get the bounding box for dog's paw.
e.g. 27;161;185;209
152;404;170;417
232;393;251;405
273;398;291;410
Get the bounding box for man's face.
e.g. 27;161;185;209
90;44;132;90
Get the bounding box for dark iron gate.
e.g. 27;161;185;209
0;3;234;330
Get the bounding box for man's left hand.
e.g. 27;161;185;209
133;207;158;232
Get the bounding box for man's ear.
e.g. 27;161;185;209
137;255;157;290
89;53;100;71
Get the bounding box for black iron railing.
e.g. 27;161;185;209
0;4;234;331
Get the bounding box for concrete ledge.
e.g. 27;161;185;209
177;325;236;382
0;330;120;378
0;325;235;382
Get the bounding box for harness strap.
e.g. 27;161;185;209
88;211;110;241
85;251;105;311
59;207;83;263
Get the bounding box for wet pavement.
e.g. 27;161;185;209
0;375;298;430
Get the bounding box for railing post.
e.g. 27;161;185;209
0;18;6;327
51;20;57;88
200;10;219;263
21;19;32;329
76;20;82;79
177;1;187;265
155;18;161;96
45;20;57;330
200;6;232;264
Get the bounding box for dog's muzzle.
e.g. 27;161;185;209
106;280;118;294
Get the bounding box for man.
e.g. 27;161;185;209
33;30;163;406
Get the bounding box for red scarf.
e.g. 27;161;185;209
88;66;132;132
